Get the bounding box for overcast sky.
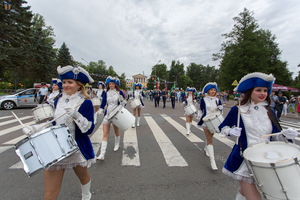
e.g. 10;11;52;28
26;0;300;81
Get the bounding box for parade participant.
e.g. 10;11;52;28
297;96;300;117
197;82;222;171
46;79;62;106
161;88;168;108
218;72;298;200
22;65;95;200
183;87;197;135
94;81;106;123
277;91;285;121
131;83;145;128
153;88;161;107
180;90;185;102
96;76;126;160
96;81;106;106
39;82;49;104
170;88;176;109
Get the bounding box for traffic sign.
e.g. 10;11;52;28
231;80;239;86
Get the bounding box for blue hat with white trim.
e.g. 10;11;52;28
57;65;94;84
234;72;275;95
186;87;196;93
105;76;120;86
202;82;219;94
134;82;142;89
97;81;106;88
51;79;62;89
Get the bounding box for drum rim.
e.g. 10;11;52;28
243;141;300;164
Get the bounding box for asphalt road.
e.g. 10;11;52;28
0;99;299;200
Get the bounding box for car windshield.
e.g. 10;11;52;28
11;89;25;95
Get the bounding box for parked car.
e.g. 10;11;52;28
0;88;40;110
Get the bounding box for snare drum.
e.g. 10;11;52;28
202;112;224;133
184;104;197;115
130;98;141;109
108;105;135;131
14;125;78;176
243;142;300;199
91;98;101;113
32;104;54;123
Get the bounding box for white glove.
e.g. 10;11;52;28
65;107;79;119
229;127;242;137
22;125;35;135
193;100;197;103
218;105;223;111
97;109;104;116
182;102;186;106
282;128;298;139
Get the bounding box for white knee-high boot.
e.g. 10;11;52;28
186;123;190;135
81;179;91;200
94;113;97;125
113;136;120;151
189;122;192;133
235;189;246;200
132;117;136;128
204;145;209;157
97;141;107;160
137;117;141;127
206;145;218;171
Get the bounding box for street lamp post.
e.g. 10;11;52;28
81;58;89;65
154;60;161;89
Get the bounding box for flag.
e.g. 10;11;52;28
171;82;176;89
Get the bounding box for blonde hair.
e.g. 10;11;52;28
76;81;90;99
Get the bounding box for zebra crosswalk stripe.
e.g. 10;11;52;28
144;116;188;167
161;114;204;143
122;127;140;166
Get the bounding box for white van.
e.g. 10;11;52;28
0;88;40;110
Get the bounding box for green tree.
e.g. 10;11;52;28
213;8;292;91
186;63;219;91
0;0;33;84
168;60;185;89
27;14;56;85
56;42;74;66
148;63;168;89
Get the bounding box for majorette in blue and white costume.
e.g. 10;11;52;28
96;81;106;106
55;65;95;165
96;76;126;161
197;82;222;171
218;72;298;199
46;79;62;106
197;82;222;127
183;87;197;135
131;82;145;128
53;65;95;199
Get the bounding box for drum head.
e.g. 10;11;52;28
244;142;300;164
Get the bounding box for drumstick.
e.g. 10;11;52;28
11;111;25;127
235;100;241;145
260;129;300;138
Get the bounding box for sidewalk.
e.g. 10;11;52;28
222;100;299;120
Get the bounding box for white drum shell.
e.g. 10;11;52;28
108;106;135;131
32;104;54;123
130;98;141;109
14;125;78;176
202;112;224;133
184;104;197;115
91;98;100;106
243;142;300;199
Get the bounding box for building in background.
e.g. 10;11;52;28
126;73;148;89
